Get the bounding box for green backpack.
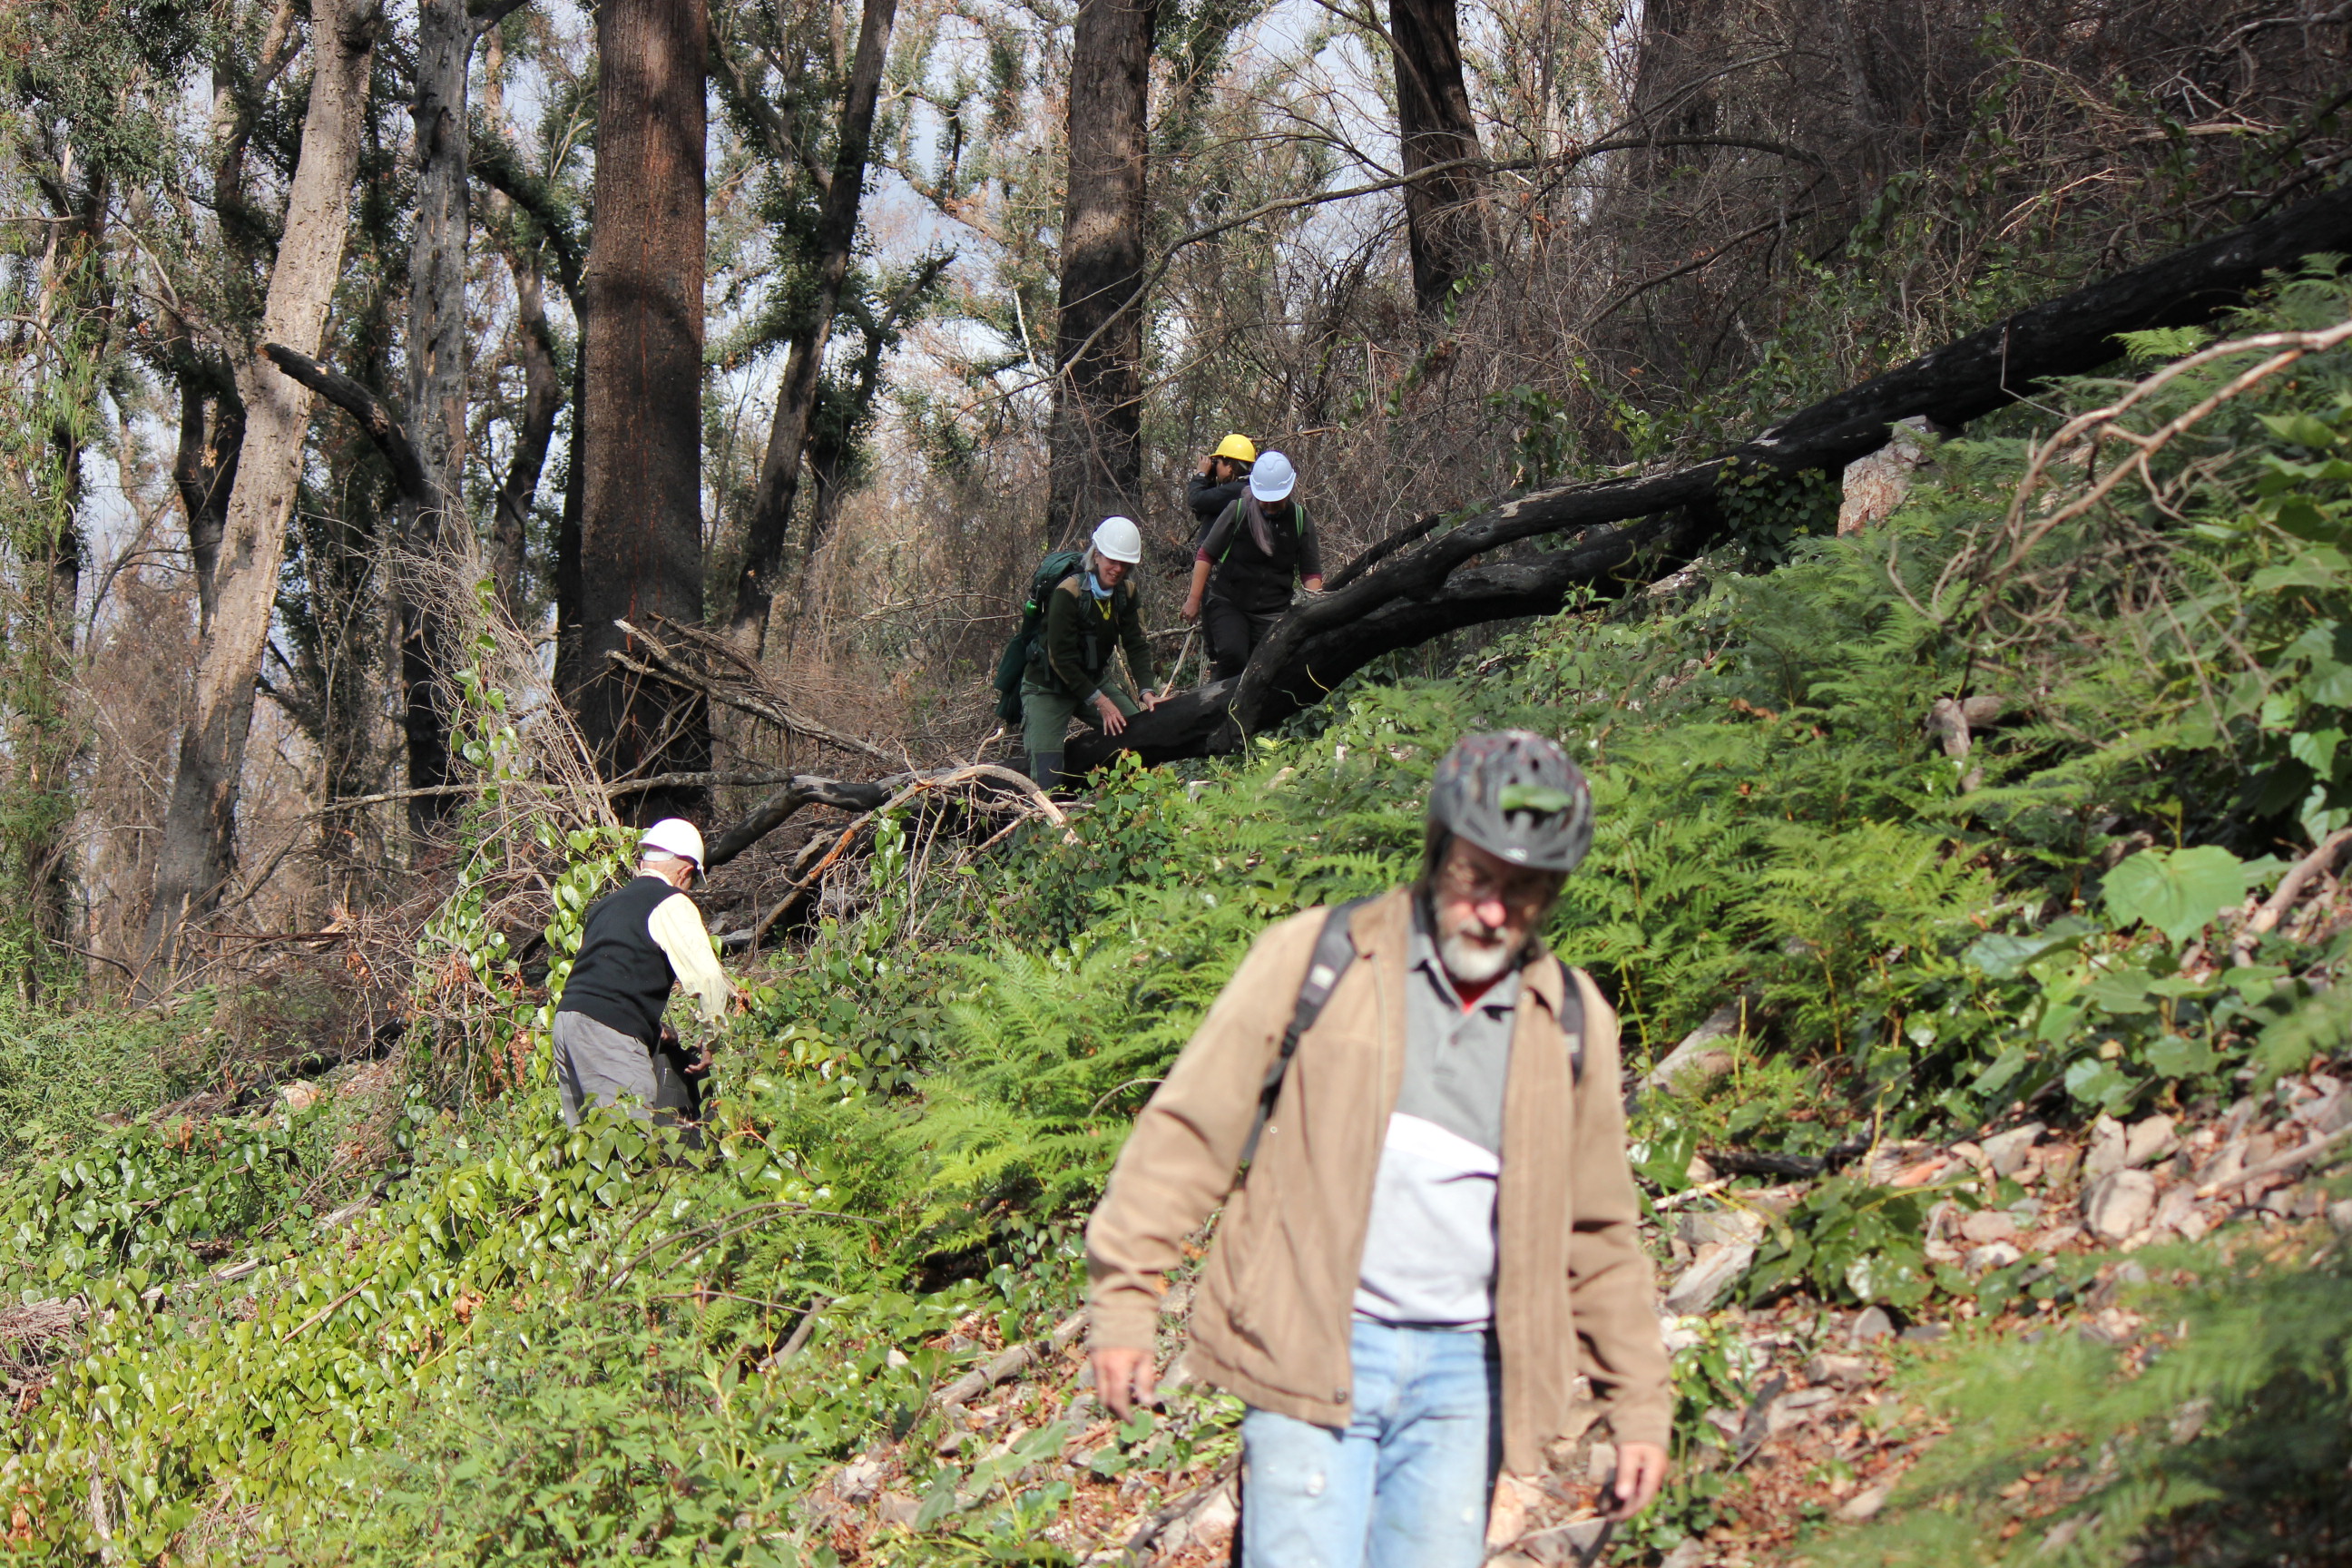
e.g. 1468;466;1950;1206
992;549;1088;724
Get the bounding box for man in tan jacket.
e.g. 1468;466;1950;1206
1086;732;1671;1567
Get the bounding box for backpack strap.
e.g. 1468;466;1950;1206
1239;896;1374;1171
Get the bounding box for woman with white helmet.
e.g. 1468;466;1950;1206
1181;449;1324;681
1020;515;1161;788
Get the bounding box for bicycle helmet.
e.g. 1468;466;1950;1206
1426;730;1593;873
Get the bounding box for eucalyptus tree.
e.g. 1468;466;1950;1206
568;0;710;818
143;0;384;969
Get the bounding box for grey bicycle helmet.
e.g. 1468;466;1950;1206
1426;730;1594;873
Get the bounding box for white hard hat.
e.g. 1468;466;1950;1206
639;818;706;871
1250;450;1296;503
1093;514;1143;564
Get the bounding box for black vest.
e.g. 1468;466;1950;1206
556;876;684;1048
1209;499;1307;613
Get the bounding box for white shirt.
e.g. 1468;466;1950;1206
646;891;730;1024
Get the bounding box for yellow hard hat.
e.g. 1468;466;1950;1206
1213;433;1258;464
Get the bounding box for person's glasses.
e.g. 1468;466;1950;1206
1437;856;1555;909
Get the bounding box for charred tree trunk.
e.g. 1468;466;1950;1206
1047;0;1159;545
1069;181;2352;769
1389;0;1486;315
726;0;900;657
170;352;241;630
570;0;710;821
142;0;381;971
400;0;472;838
489;250;563;620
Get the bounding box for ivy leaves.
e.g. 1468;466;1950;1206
2101;846;2251;945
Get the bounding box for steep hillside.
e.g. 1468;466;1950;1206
9;279;2352;1563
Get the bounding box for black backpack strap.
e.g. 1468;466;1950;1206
1239;897;1372;1171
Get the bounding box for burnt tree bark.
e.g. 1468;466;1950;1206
569;0;710;821
488;250;563;616
142;0;382;970
1070;181;2352;769
725;0;901;657
473;137;588;670
1389;0;1486;314
1047;0;1159;545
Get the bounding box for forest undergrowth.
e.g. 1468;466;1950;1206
12;276;2352;1563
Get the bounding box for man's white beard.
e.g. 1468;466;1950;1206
1440;929;1515;985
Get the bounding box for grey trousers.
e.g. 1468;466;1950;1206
554;1010;657;1126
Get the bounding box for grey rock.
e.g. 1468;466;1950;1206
2084;1170;2159;1241
1958;1210;2018;1244
1966;1241;2024;1272
2125;1114;2179;1169
2083;1113;2128;1181
1663;1241;1756;1315
1676;1207;1767;1250
1524;1519;1611;1566
1806;1354;1881;1382
2329;1200;2352;1235
876;1492;922;1530
1839;1483;1891;1521
2151;1185;2202;1239
1661;1543;1708;1568
1983;1122;2045;1179
1642;998;1754;1094
1803;1352;1875;1388
1899;1323;1950;1343
1849;1305;1896;1344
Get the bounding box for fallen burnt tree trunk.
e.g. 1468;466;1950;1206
1073;182;2352;769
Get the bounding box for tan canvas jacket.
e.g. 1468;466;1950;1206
1084;887;1672;1469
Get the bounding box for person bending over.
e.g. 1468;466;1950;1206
1018;515;1159;788
553;818;740;1133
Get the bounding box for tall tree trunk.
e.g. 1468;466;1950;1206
1046;0;1158;546
570;0;709;819
141;0;381;971
480;27;568;632
1388;0;1485;315
400;0;471;839
725;0;899;658
554;344;586;698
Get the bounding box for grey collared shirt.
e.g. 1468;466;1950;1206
1354;909;1521;1328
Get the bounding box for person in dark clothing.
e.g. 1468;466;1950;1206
1020;516;1161;787
552;818;741;1135
1187;433;1258;543
1181;449;1324;681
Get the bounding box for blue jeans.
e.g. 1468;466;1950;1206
1240;1320;1502;1568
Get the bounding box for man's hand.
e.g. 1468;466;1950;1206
1302;574;1325;594
1180;595;1201;623
1197;454;1214;477
1095;693;1130;736
1091;1347;1158;1420
1140;690;1161;712
1605;1442;1670;1520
